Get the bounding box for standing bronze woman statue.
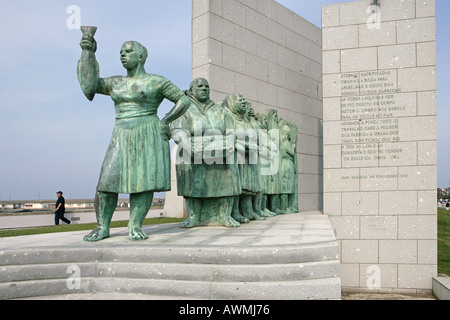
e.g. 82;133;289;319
223;94;265;222
77;27;190;241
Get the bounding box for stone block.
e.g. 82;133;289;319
323;50;341;75
379;142;418;167
255;0;270;16
323;97;341;122
246;54;268;81
266;0;285;22
398;264;436;289
298;193;323;212
381;0;416;21
398;215;438;240
298;154;323;175
235;73;258;101
301;50;321;79
398;116;437;142
380;240;418;264
323;145;342;169
417;91;437;116
433;276;450;300
397;166;437;191
342;240;378;264
324;192;342;217
418;240;437;264
238;0;258;11
360;216;397;240
276;4;301;34
417;42;436;67
398;67;437;92
257;36;278;62
416;0;436;18
322;25;359;51
340;264;360;288
267;19;286;47
324;168;360;193
297;134;322;156
360;167;398;192
322;4;340;28
277;86;295;112
208;0;223;16
277;46;298;71
360;264;398;289
301;77;321;100
222;0;246;25
192;0;208;19
265;63;285;88
310;25;322;46
299;174;321;194
342;192;379;216
418;190;438;215
322;73;341;99
291;13;311;40
192;38;223;69
303;56;323;83
418;141;437;166
296;114;322;137
322;120;342;145
234;25;258;56
209;13;235;45
285;69;303;93
304;41;322;64
379;191;417;216
245;6;268;38
192;13;209;43
222;44;247;74
397;17;436;44
256;80;277;107
379;92;417;117
359;22;397;48
207;64;236;95
339;0;371;25
329;216;359;240
341;47;378;73
378;44;416;69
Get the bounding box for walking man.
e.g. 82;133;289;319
55;191;71;225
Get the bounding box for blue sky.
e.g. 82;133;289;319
0;0;447;201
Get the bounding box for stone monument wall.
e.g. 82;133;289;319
191;0;323;212
322;0;437;292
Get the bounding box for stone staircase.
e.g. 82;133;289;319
0;212;341;300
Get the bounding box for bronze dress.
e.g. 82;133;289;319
171;93;241;198
96;74;184;194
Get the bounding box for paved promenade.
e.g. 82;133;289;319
0;209;164;230
0;211;336;251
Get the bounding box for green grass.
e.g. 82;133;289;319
0;218;185;238
438;209;450;276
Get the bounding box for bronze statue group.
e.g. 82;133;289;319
171;78;299;229
77;31;298;241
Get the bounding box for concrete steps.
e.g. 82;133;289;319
0;251;340;300
1;260;339;283
0;212;342;300
19;293;201;300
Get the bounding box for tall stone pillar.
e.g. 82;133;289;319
322;0;437;293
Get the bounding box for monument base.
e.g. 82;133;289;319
0;212;341;300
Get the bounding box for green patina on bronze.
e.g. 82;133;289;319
77;28;299;240
171;78;241;228
77;27;190;241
